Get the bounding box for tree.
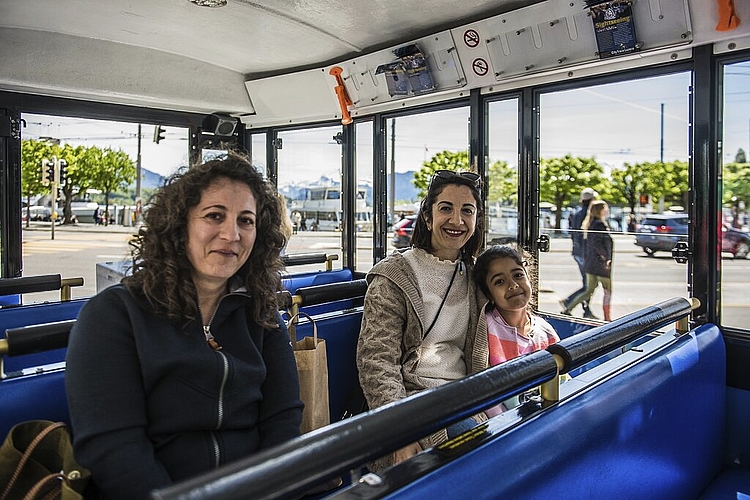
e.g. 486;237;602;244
413;150;517;202
413;150;470;198
57;144;92;224
723;162;750;227
610;163;649;218
539;155;606;229
736;148;747;164
487;160;517;206
20;139;56;227
642;160;688;210
89;148;136;225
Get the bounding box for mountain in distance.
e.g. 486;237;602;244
279;171;419;203
132;168;166;190
135;168;421;202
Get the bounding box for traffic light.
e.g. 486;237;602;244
40;159;50;186
43;159;55;185
58;159;68;186
153;125;166;144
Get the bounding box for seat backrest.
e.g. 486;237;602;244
1;300;86;373
386;324;726;500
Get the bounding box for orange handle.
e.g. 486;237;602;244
716;0;740;31
329;67;353;125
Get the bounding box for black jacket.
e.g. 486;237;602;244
65;284;303;499
583;219;613;278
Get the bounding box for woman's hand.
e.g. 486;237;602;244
392;442;423;465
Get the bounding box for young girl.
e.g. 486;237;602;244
561;200;613;321
473;245;560;413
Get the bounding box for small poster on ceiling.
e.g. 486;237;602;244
587;1;639;59
376;44;435;97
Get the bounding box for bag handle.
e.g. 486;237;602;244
1;422;68;500
286;311;317;344
22;472;65;500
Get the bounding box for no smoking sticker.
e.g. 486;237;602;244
463;29;480;48
472;58;489;76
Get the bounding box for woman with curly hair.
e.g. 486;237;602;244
65;153;303;499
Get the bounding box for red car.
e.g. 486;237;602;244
722;223;750;259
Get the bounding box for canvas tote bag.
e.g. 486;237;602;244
286;312;330;433
0;420;90;500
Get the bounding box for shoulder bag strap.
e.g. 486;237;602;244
1;422;67;500
422;261;461;339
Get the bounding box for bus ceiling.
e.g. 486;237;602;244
0;1;747;125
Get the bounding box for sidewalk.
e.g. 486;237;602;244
22;222;141;234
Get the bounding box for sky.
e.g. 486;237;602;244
23;116;190;178
21;61;750;183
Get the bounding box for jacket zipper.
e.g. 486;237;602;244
201;302;230;467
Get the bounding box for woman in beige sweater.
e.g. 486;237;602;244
357;170;487;471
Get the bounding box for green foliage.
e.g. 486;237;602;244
21;139;136;225
413;150;470;198
736;148;747;164
487;160;517;205
610;163;649;216
413;150;517;206
724;162;750;206
90;148;137;225
539;155;606;228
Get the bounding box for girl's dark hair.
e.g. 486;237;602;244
410;174;485;264
123;152;285;329
473;244;538;310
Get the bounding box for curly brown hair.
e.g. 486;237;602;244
123;152;285;329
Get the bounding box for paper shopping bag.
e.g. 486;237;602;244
287;312;330;433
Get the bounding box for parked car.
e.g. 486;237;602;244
634;214;689;256
22;205;52;222
722;223;750;259
391;215;416;248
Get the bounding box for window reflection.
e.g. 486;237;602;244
721;59;750;327
19;114;189;303
536;73;690;321
277;126;343;270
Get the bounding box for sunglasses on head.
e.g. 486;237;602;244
431;169;481;187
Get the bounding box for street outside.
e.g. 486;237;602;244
18;222;750;326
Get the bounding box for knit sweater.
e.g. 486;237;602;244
357;249;486;409
403;249;470;383
65;284;303;499
356;249;488;469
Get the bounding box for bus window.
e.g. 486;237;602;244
250;132;267;178
537;72;690;321
355;121;374;273
278;126;343;268
721;60;750;328
19;114;189;303
486;98;520;247
385;106;470;256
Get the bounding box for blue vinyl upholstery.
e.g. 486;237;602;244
388;324;736;500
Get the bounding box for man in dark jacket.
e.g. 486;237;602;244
560;188;597;318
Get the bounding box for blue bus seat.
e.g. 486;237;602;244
387;324;732;500
282;269;352;295
1;300;87;373
0;370;70;438
283;269;355;316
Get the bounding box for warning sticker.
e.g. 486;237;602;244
463;29;480;48
472;58;489;77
